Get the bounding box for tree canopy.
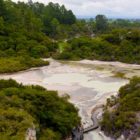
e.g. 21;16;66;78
57;28;140;64
101;77;140;139
95;15;108;33
0;79;80;140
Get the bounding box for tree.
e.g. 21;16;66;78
101;77;140;139
95;15;108;33
0;17;4;34
0;79;80;139
51;18;60;36
0;0;6;17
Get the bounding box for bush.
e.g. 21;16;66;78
0;56;49;73
101;77;140;138
0;79;80;139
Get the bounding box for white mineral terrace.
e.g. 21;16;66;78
1;58;140;140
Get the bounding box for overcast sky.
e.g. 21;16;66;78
12;0;140;18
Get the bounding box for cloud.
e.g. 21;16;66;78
12;0;140;18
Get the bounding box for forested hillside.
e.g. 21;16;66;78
101;77;140;139
0;0;78;73
57;29;140;64
0;79;80;140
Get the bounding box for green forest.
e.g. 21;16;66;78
101;77;140;139
0;0;140;73
57;29;140;64
0;0;60;73
0;79;80;140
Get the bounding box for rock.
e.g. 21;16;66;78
117;135;125;140
26;128;37;140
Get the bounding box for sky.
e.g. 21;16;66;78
12;0;140;19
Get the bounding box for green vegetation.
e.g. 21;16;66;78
1;0;140;139
0;0;140;73
57;29;140;64
113;72;126;79
0;0;62;73
0;56;49;73
0;79;80;140
0;0;59;57
101;77;140;139
58;42;68;53
95;15;108;33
